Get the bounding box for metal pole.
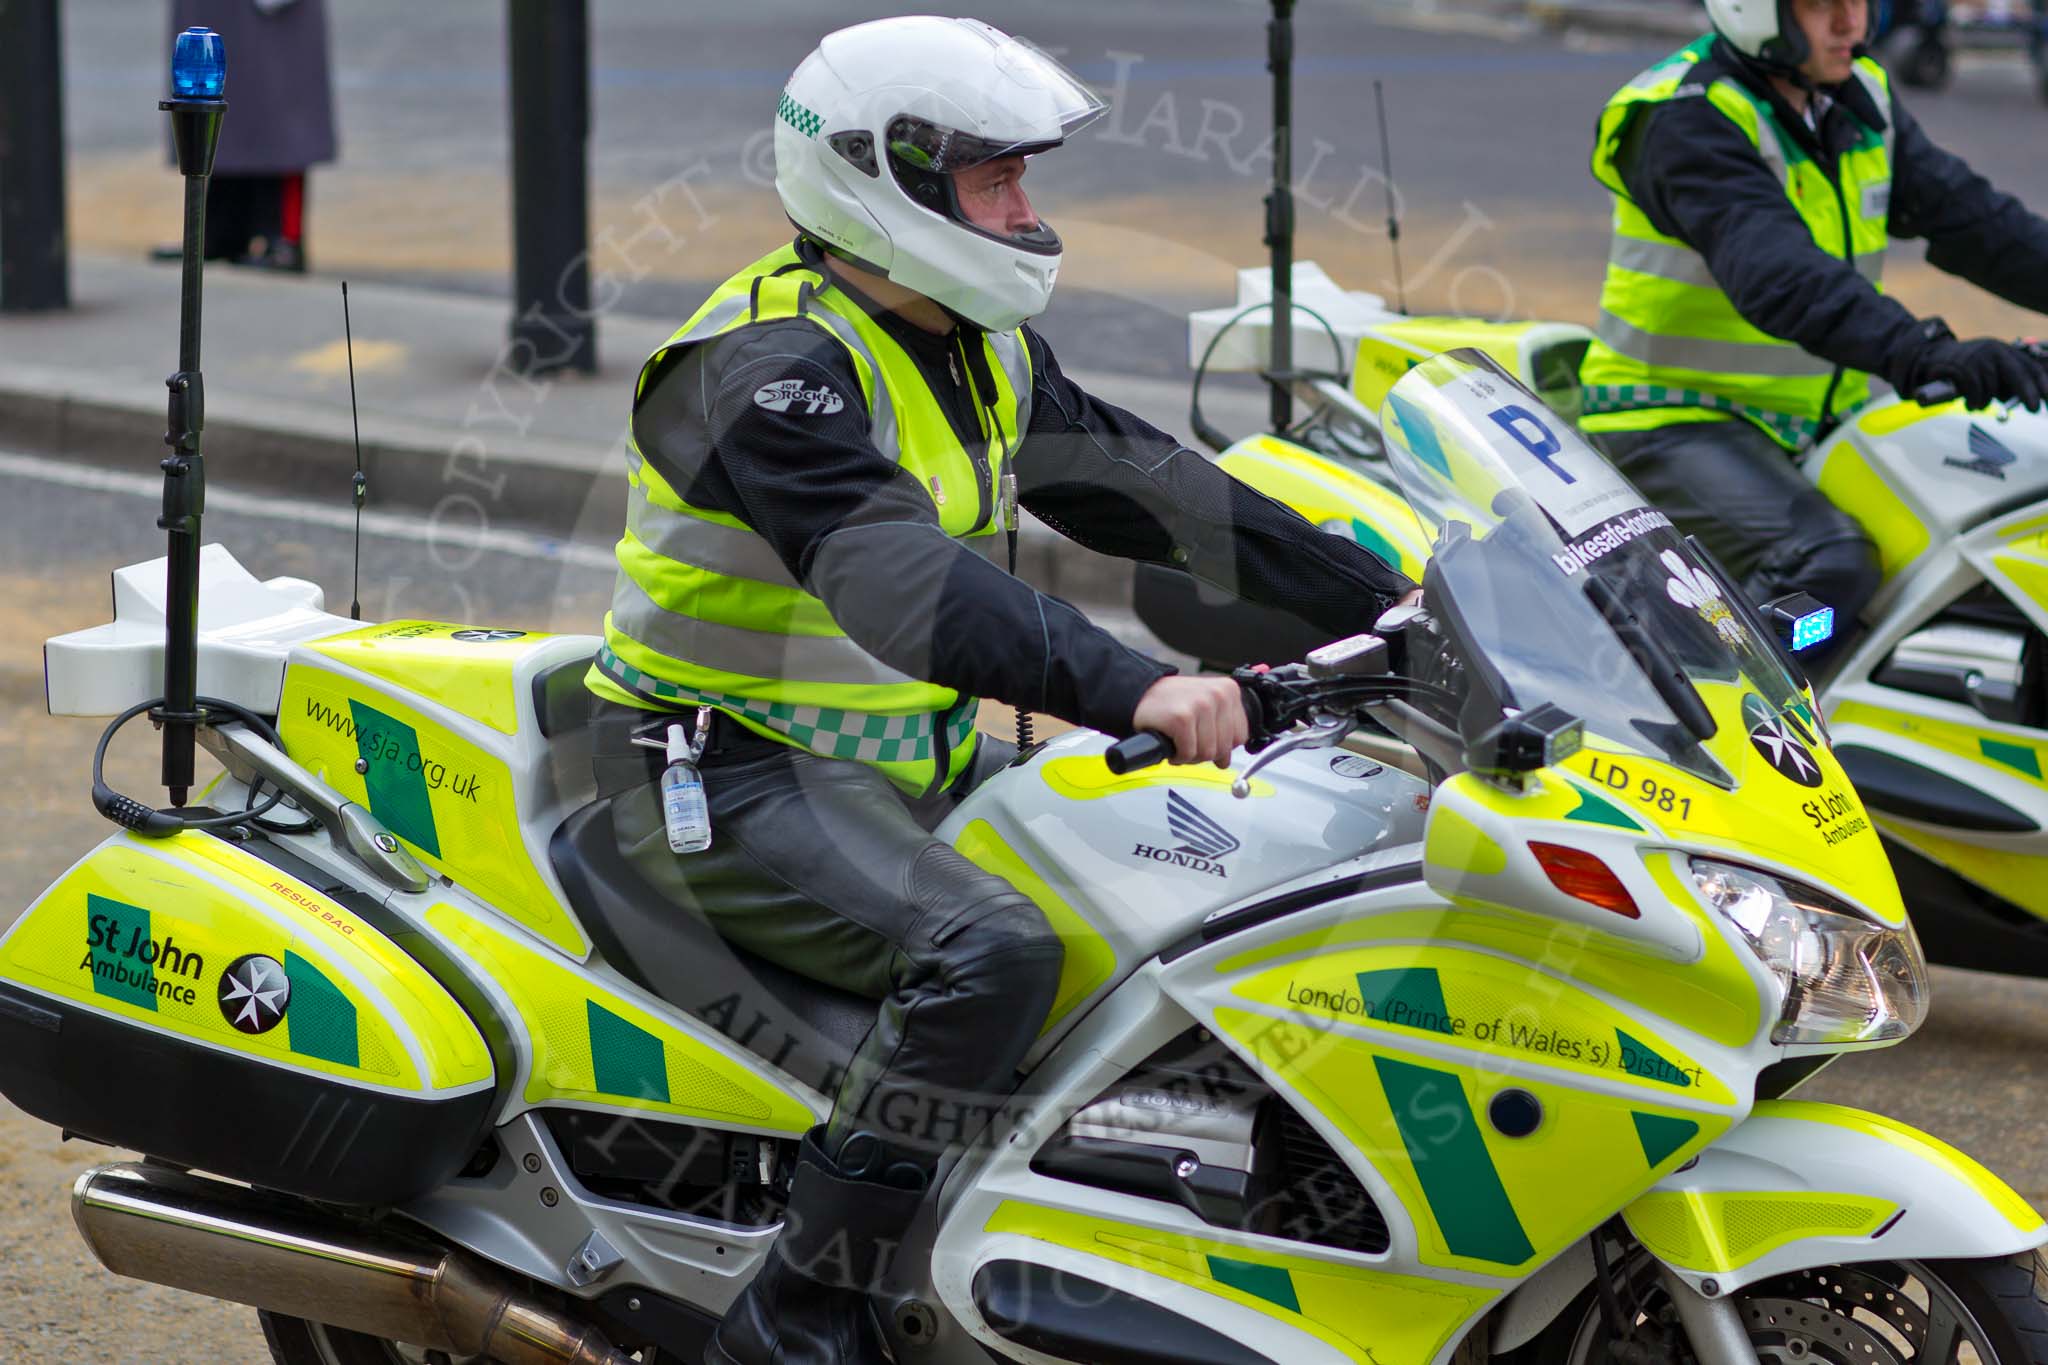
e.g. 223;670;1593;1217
1265;0;1295;433
0;0;71;312
156;60;225;807
506;0;595;376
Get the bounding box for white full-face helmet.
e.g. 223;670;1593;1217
774;16;1108;333
1704;0;1871;69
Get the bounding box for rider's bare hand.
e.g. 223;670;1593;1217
1131;676;1248;769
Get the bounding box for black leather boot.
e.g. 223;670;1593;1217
705;1127;927;1365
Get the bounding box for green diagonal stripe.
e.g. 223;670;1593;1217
1565;783;1645;830
1206;1256;1300;1312
1347;517;1406;572
1357;967;1459;1036
85;894;158;1010
349;700;441;857
1633;1112;1700;1168
1980;738;2042;780
588;1000;670;1102
1617;1029;1694;1088
285;951;360;1068
1374;1056;1535;1265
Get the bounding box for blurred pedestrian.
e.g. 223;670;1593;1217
158;0;336;272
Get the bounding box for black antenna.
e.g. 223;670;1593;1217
341;281;366;620
1374;80;1406;315
1264;0;1296;433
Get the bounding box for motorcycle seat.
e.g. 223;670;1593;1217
533;655;595;737
549;799;875;1102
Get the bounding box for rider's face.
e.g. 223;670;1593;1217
952;155;1038;239
1793;0;1867;85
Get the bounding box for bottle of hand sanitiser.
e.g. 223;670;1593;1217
661;721;713;854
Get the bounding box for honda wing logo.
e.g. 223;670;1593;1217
1132;790;1240;878
1945;424;2018;480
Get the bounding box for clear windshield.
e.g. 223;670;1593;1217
1379;349;1807;784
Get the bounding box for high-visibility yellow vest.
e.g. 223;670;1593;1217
1579;38;1895;451
586;243;1033;795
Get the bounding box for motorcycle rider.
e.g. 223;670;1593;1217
1578;0;2048;667
581;18;1418;1364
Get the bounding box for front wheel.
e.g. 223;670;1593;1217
1899;37;1953;87
1503;1252;2048;1364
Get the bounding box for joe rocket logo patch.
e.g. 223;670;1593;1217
753;378;845;415
219;954;291;1034
1743;693;1821;788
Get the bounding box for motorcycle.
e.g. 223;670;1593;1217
1143;260;2048;983
14;349;2048;1364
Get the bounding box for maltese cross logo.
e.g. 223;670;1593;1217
1661;550;1747;649
218;954;292;1034
1742;694;1822;788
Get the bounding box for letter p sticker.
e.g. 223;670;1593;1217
1488;405;1574;485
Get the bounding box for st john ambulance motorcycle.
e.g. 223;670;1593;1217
12;351;2048;1365
1144;260;2048;984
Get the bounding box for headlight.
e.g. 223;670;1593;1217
1689;858;1928;1046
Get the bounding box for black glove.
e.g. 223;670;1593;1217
1894;323;2048;411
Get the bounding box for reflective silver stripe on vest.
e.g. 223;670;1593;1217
1596;310;1836;379
1610;236;1717;289
987;330;1034;434
796;298;900;458
1611;235;1882;287
1852;65;1896;161
610;573;917;688
625;496;801;589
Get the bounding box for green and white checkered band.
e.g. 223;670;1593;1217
597;646;975;765
778;91;823;139
1581;384;1818;449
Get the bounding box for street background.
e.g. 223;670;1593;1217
4;0;2048;1358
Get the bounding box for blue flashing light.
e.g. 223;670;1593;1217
1790;606;1836;652
171;27;225;100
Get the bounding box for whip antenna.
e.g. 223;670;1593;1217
341;281;367;620
1374;80;1406;315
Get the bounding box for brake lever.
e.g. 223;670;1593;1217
1231;713;1351;798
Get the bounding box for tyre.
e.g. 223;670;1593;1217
1900;38;1953;88
258;1311;470;1365
1501;1250;2048;1364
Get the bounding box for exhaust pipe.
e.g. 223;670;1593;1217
73;1163;632;1365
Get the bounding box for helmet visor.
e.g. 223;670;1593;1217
887;34;1106;172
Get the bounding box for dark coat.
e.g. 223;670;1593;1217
168;0;336;174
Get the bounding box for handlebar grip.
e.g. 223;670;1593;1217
1913;380;1958;406
1104;730;1174;774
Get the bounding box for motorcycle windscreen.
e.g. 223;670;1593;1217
1376;349;1808;787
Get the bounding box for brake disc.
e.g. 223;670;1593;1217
1742;1295;1908;1365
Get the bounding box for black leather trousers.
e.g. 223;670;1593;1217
593;702;1064;1169
1594;418;1883;674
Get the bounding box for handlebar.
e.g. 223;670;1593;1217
1104;730;1174;774
1099;646;1448;775
1910;340;2046;408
